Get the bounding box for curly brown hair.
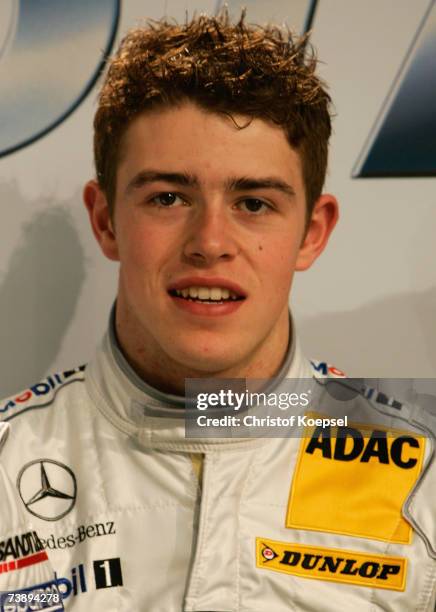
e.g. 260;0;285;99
94;11;332;216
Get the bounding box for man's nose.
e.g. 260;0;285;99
182;206;239;266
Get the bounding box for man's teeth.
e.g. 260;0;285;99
174;287;239;301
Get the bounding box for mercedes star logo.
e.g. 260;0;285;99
17;459;77;521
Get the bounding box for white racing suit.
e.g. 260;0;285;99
0;319;435;611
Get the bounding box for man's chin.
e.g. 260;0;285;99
170;346;250;379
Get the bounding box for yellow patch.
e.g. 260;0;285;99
256;538;407;591
286;413;425;543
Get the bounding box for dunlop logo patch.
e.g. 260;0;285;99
256;539;406;591
286;414;425;543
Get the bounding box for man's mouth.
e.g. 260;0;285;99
169;286;244;303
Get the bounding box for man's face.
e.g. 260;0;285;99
88;102;336;378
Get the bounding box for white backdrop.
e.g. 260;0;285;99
0;0;435;398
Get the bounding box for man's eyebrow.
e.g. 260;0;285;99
125;170;199;194
125;171;296;198
227;176;296;198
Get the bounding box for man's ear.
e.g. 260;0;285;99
83;180;119;261
295;194;339;271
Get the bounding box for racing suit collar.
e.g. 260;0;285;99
85;305;313;451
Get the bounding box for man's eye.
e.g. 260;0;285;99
150;192;185;207
238;199;270;214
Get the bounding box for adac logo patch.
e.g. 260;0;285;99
286;413;425;543
256;539;407;591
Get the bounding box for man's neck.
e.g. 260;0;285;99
112;309;292;396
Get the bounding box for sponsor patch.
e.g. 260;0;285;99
39;521;116;551
17;460;77;522
256;539;407;591
363;387;403;410
0;367;86;420
286;413;425;543
310;361;346;378
0;531;48;574
55;558;123;601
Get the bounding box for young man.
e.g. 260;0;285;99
1;12;435;611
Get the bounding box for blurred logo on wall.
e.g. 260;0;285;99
353;0;436;177
1;0;434;177
218;0;436;178
0;0;120;158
